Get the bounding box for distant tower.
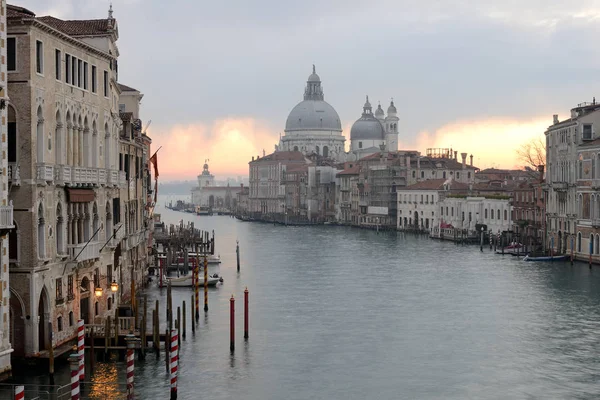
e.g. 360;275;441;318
385;99;399;152
197;159;215;189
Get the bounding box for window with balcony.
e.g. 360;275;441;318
37;204;45;259
56;203;64;255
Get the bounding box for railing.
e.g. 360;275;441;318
109;170;119;186
36;163;54;184
8;162;20;185
118;317;135;333
0;204;13;229
68;241;100;262
592;219;600;228
98;168;107;185
55;165;72;185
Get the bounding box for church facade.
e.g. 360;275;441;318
191;162;240;209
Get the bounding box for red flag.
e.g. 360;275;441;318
150;152;159;178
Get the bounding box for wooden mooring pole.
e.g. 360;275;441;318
182;301;186;339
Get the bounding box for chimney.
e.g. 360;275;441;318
470;154;473;166
454;151;458;161
553;114;559;124
461;152;467;169
537;164;545;183
252;156;254;161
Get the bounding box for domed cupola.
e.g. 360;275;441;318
284;65;342;133
375;102;385;120
350;95;385;141
387;99;397;116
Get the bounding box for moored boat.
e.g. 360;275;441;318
159;273;223;287
523;254;569;262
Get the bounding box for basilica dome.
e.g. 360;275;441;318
285;100;342;132
284;65;342;133
350;96;385;140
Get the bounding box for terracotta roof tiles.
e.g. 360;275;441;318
37;16;111;36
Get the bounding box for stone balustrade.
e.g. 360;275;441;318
68;241;100;262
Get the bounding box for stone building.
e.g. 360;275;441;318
437;195;513;236
510;166;545;249
545;100;600;255
396;179;468;232
349;97;399;159
117;82;153;306
283;164;308;221
410;149;478;185
0;0;14;378
248;151;308;218
5;4;142;359
336;164;360;225
191;161;241;209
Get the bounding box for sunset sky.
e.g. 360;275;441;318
20;0;600;180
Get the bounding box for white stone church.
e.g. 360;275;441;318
276;66;399;161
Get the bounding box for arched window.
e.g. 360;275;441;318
65;111;72;165
578;232;582;252
504;209;507;220
293;146;298;152
36;106;44;162
92;120;98;167
92;202;99;239
38;204;45;259
56;203;64;255
104;122;110;169
105;201;112;243
315;146;320;155
83;204;90;241
83;117;90;167
55;110;63;164
322;146;329;158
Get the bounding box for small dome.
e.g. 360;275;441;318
350;116;385;140
387;100;397;114
307;64;320;82
375;103;384;117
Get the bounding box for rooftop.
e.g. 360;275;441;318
37;15;114;37
399;179;469;191
336;165;361;176
118;83;139;92
250;151;307;164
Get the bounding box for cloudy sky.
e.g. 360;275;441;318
17;0;600;180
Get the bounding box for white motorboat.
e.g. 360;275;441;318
159;273;223;288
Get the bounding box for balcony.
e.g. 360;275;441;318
99;169;107;186
593;219;600;228
108;170;119;186
8;163;20;186
36;163;54;185
68;241;100;263
0;204;14;230
552;182;568;191
55;165;72;186
119;171;127;187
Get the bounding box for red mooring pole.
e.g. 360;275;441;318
14;385;24;400
230;295;235;352
244;288;249;340
170;329;179;400
77;319;85;381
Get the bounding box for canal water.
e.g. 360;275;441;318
11;198;600;399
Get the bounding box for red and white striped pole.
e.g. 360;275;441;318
77;319;85;381
14;385;24;400
69;353;80;400
126;345;134;400
170;329;179;400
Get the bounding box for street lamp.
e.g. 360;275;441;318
95;278;119;297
